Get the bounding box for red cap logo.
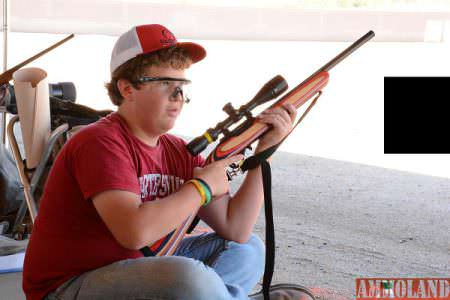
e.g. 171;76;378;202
161;29;176;46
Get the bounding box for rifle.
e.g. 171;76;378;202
0;34;74;86
187;31;375;168
186;31;375;299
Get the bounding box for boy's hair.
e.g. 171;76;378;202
105;46;192;106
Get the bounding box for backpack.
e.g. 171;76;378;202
0;143;24;225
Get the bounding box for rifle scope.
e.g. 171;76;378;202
187;75;288;156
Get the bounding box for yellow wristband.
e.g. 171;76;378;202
187;179;206;206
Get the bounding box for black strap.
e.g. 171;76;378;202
261;160;275;300
240;93;322;299
240;144;278;173
239;144;278;300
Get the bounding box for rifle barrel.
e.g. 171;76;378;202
12;34;74;73
0;34;74;85
321;30;375;72
293;31;375;91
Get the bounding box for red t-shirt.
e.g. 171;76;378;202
22;113;204;300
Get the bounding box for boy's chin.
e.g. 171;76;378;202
160;121;176;133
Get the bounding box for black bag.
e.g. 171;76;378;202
0;143;24;218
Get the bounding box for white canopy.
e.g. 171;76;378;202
4;0;450;42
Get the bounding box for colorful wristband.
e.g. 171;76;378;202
195;178;212;206
194;178;212;205
186;179;206;206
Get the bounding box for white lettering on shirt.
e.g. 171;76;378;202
139;174;185;200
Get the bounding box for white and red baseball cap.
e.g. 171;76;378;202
110;24;206;73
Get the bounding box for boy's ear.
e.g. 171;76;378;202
117;79;135;101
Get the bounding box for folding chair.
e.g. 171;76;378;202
5;67;110;239
6;67;69;239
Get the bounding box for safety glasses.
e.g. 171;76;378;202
138;76;192;104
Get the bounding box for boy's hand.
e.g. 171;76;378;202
193;154;244;196
256;103;297;153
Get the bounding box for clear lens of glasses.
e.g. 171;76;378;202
158;81;191;103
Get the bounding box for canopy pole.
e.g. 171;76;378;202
1;0;9;145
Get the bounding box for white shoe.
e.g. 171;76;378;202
249;284;315;300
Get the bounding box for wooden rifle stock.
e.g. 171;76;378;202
207;31;375;163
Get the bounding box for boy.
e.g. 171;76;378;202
23;24;296;300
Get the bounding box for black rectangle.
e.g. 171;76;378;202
384;77;449;154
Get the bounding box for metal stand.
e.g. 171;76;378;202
7;115;68;237
1;0;9;145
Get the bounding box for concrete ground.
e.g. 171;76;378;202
1;151;449;299
0;273;23;300
235;151;450;298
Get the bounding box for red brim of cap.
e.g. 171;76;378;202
176;42;206;64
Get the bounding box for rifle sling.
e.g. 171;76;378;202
240;92;321;299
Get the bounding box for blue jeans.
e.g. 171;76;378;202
46;233;265;300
